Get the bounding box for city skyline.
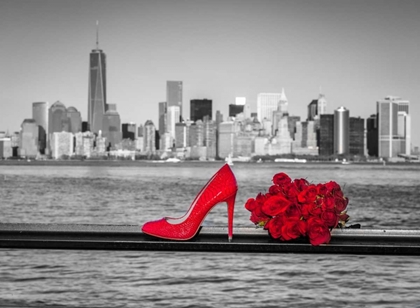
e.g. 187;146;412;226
1;0;419;148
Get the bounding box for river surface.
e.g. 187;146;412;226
1;162;420;307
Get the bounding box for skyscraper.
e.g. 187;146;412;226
218;121;234;159
308;93;327;121
377;96;406;158
287;116;301;140
167;105;180;140
203;117;217;159
257;91;286;123
349;117;364;156
144;120;156;153
272;91;289;137
319;114;334;156
49;101;69;136
50;131;74;159
102;104;121;149
397;100;411;155
19;119;39;158
317;93;327;115
67;106;82;134
190;99;212;122
366;114;378;157
229;97;246;118
158;102;167;137
278;88;288;115
307;100;318;121
122;123;137;140
175;122;189;148
32;102;48;154
334;107;349;155
229;104;244;118
167;81;183;122
88;23;107;134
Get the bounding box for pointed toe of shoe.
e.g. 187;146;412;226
141;220;157;235
141;218;168;238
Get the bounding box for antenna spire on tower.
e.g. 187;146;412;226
96;20;99;49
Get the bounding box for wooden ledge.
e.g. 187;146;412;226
1;223;420;255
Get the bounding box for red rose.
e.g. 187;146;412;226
284;203;302;219
298;185;318;204
268;185;283;196
267;215;285;239
272;173;292;186
250;205;271;225
293;178;309;192
301;201;322;219
317;184;328;196
284;185;299;203
281;218;307;241
338;212;350;223
322;195;336;210
301;203;310;219
255;192;269;206
245;198;257;211
321;209;339;228
261;195;292;216
334;196;348;213
325;181;340;193
307;218;331;246
325;181;344;198
308;202;322;217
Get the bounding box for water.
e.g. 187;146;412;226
1;162;420;307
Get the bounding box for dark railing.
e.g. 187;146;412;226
1;223;420;255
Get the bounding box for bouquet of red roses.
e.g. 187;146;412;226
244;172;349;246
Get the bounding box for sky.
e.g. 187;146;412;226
1;0;419;148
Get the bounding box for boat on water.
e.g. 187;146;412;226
225;154;234;166
274;158;307;163
165;157;181;163
232;156;251;162
225;155;251;165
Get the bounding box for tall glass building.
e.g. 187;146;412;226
67;106;82;134
229;104;244;118
317;93;327;116
377;96;408;158
32;102;48;154
167;81;182;122
334;106;350;155
144;120;156;153
257;89;287;123
190;99;212;122
366;114;378;157
158;102;167;137
349;117;364;156
88;39;107;134
122;123;137;140
49;101;69;136
307;100;318;121
19;119;39;158
319;114;334;156
102;104;121;149
167;105;180;140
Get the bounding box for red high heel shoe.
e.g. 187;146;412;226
141;164;237;241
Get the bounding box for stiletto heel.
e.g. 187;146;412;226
141;164;237;241
226;193;236;242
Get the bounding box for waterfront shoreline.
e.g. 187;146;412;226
0;159;418;167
